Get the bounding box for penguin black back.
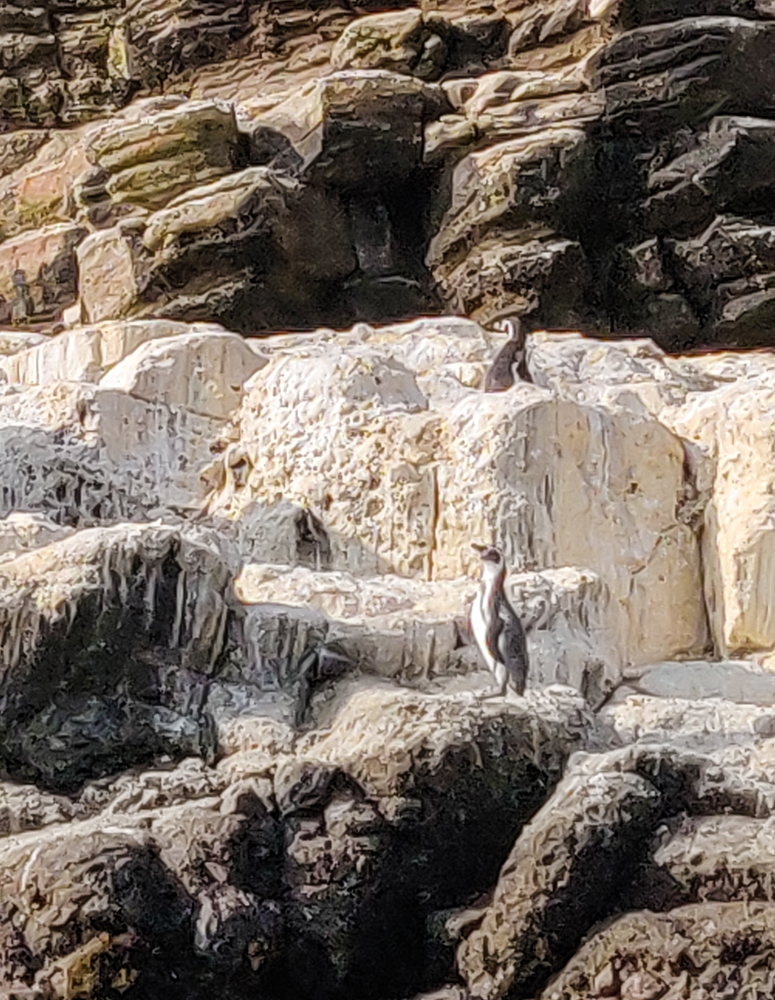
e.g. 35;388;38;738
484;318;531;392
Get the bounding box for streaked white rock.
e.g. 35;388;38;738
100;329;267;419
209;318;707;671
235;560;620;693
0;318;229;387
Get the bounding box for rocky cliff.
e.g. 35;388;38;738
3;2;775;1000
6;0;775;346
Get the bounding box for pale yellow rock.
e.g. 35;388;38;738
76;228;138;324
235;560;619;690
0;318;227;386
526;333;775;657
208;319;707;671
0;330;46;356
0;382;221;521
99;329;267;419
331;8;425;74
0;512;75;561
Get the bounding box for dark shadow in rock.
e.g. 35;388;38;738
0;540;241;794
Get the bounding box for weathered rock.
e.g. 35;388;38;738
0;317;230;386
0;330;46;356
0;222;87;324
595;18;775;127
208;321;707;672
278;685;605;997
0;511;74;560
76;226;142;324
537;903;775;1000
654;814;775;903
235;561;620;701
0;522;241;789
108;0;253;92
99;329;267;419
252;70;449;187
457;763;664;1000
84;99;242;213
331;9;430;76
428;129;591;276
0;382;221;522
646;116;775;239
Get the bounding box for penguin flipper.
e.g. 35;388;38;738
495;599;529;695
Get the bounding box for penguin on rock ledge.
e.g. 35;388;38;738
469;543;529;697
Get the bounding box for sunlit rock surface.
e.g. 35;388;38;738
4;0;775;987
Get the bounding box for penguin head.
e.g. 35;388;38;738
472;543;504;572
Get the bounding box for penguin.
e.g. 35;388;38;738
484;318;531;392
470;543;529;696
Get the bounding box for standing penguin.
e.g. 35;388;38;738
470;543;529;696
484;318;531;392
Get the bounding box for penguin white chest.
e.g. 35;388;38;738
471;587;497;674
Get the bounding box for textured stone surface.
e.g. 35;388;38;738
99;329;267;419
209;320;707;673
3;3;775;997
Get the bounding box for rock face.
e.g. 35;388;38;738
7;0;775;343
1;315;775;999
4;5;775;999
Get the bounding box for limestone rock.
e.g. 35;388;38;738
537;903;775;1000
84;99;241;212
332;9;446;80
0;330;46;356
208;320;707;672
458;763;664;999
76;226;141;324
0;511;74;560
0;221;86;324
0;522;241;789
235;561;620;700
252;70;450;186
0;317;227;386
0;382;221;521
595;18;775;126
99;329;267;419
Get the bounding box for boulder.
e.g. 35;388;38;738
207;321;707;672
252;70;449;187
0;318;230;387
457;766;664;1000
654;814;775;903
537;903;775;1000
235;561;620;700
595;18;775;127
83;99;242;212
331;8;449;80
0;382;221;522
278;685;605;997
646;116;775;239
0;522;241;790
99;329;267;419
0;221;87;323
